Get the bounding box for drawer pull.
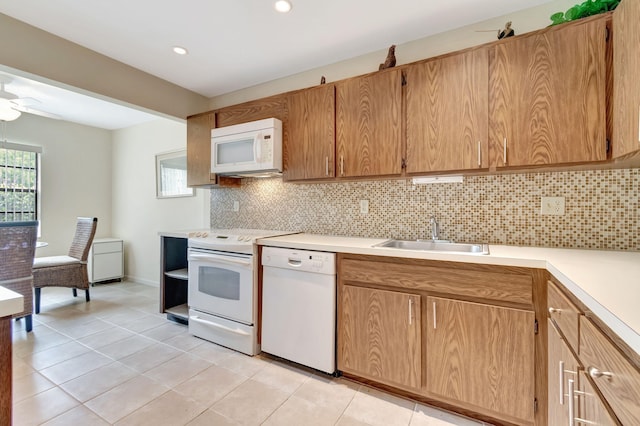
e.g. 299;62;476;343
588;366;613;380
568;378;576;426
549;307;562;314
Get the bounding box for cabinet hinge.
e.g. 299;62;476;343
606;138;611;154
401;158;407;169
401;72;407;86
534;398;538;413
534;319;539;335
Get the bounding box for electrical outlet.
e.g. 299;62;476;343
540;197;565;215
233;201;239;212
359;200;369;214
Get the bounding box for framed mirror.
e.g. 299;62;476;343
155;150;194;198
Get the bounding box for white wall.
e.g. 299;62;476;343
211;0;576;108
111;119;209;286
3;113;112;257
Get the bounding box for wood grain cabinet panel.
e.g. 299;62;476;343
340;257;533;307
338;285;421;391
406;48;489;173
548;280;581;352
284;84;335;181
489;16;608;168
215;95;286;128
578;371;619;426
548;320;581;426
336;69;403;178
426;297;535;424
548;320;618;426
187;112;216;187
579;316;640;425
613;0;640;158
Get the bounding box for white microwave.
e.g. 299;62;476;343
211;118;282;177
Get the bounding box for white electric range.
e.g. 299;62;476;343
187;229;295;355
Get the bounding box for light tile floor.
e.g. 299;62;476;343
11;281;487;426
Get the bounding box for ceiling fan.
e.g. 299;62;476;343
0;75;61;121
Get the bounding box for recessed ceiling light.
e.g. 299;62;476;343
274;0;292;13
172;46;188;55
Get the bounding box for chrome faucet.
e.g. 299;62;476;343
429;216;439;241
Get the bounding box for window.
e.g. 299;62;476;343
156;150;193;198
0;142;41;222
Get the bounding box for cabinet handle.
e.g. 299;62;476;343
549;307;562;315
325;156;329;176
588;366;613;380
573;385;599;425
477;140;481;168
408;298;413;325
503;137;508;165
568;378;575;426
559;361;565;405
340;155;344;176
432;301;437;329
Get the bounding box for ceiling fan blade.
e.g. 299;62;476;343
12;104;62;120
11;97;41;107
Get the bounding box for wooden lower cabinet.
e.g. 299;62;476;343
426;297;536;425
338;285;421;391
548;320;618;426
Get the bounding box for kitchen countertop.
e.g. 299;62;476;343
257;233;640;356
0;286;24;318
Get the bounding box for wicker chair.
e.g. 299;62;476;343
0;221;38;332
32;217;98;314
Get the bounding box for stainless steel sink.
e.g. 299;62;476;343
373;239;489;255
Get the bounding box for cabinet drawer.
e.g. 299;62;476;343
579;316;640;425
340;257;533;306
548;280;581;352
93;241;122;254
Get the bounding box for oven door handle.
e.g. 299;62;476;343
188;252;252;267
190;315;251;336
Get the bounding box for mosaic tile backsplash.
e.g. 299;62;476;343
210;168;640;251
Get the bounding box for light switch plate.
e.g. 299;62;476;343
541;197;565;215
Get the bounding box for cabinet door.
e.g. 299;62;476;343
548;319;581;426
336;70;403;178
285;84;335;180
406;48;489;173
338;285;421;391
578;372;619;426
489;17;608;167
426;297;535;424
613;0;640;158
187;113;216;186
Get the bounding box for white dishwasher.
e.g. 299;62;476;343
261;246;336;374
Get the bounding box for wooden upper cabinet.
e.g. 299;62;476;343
187;112;216;187
338;285;421;391
215;94;286;128
406;48;489;173
336;69;403;178
613;0;640;158
284;84;335;181
489;16;609;168
426;297;535;425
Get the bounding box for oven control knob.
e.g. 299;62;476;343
202;232;208;238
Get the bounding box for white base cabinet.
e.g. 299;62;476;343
88;238;124;283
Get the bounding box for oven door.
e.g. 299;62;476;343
187;248;254;325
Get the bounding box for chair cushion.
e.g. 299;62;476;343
33;255;81;269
